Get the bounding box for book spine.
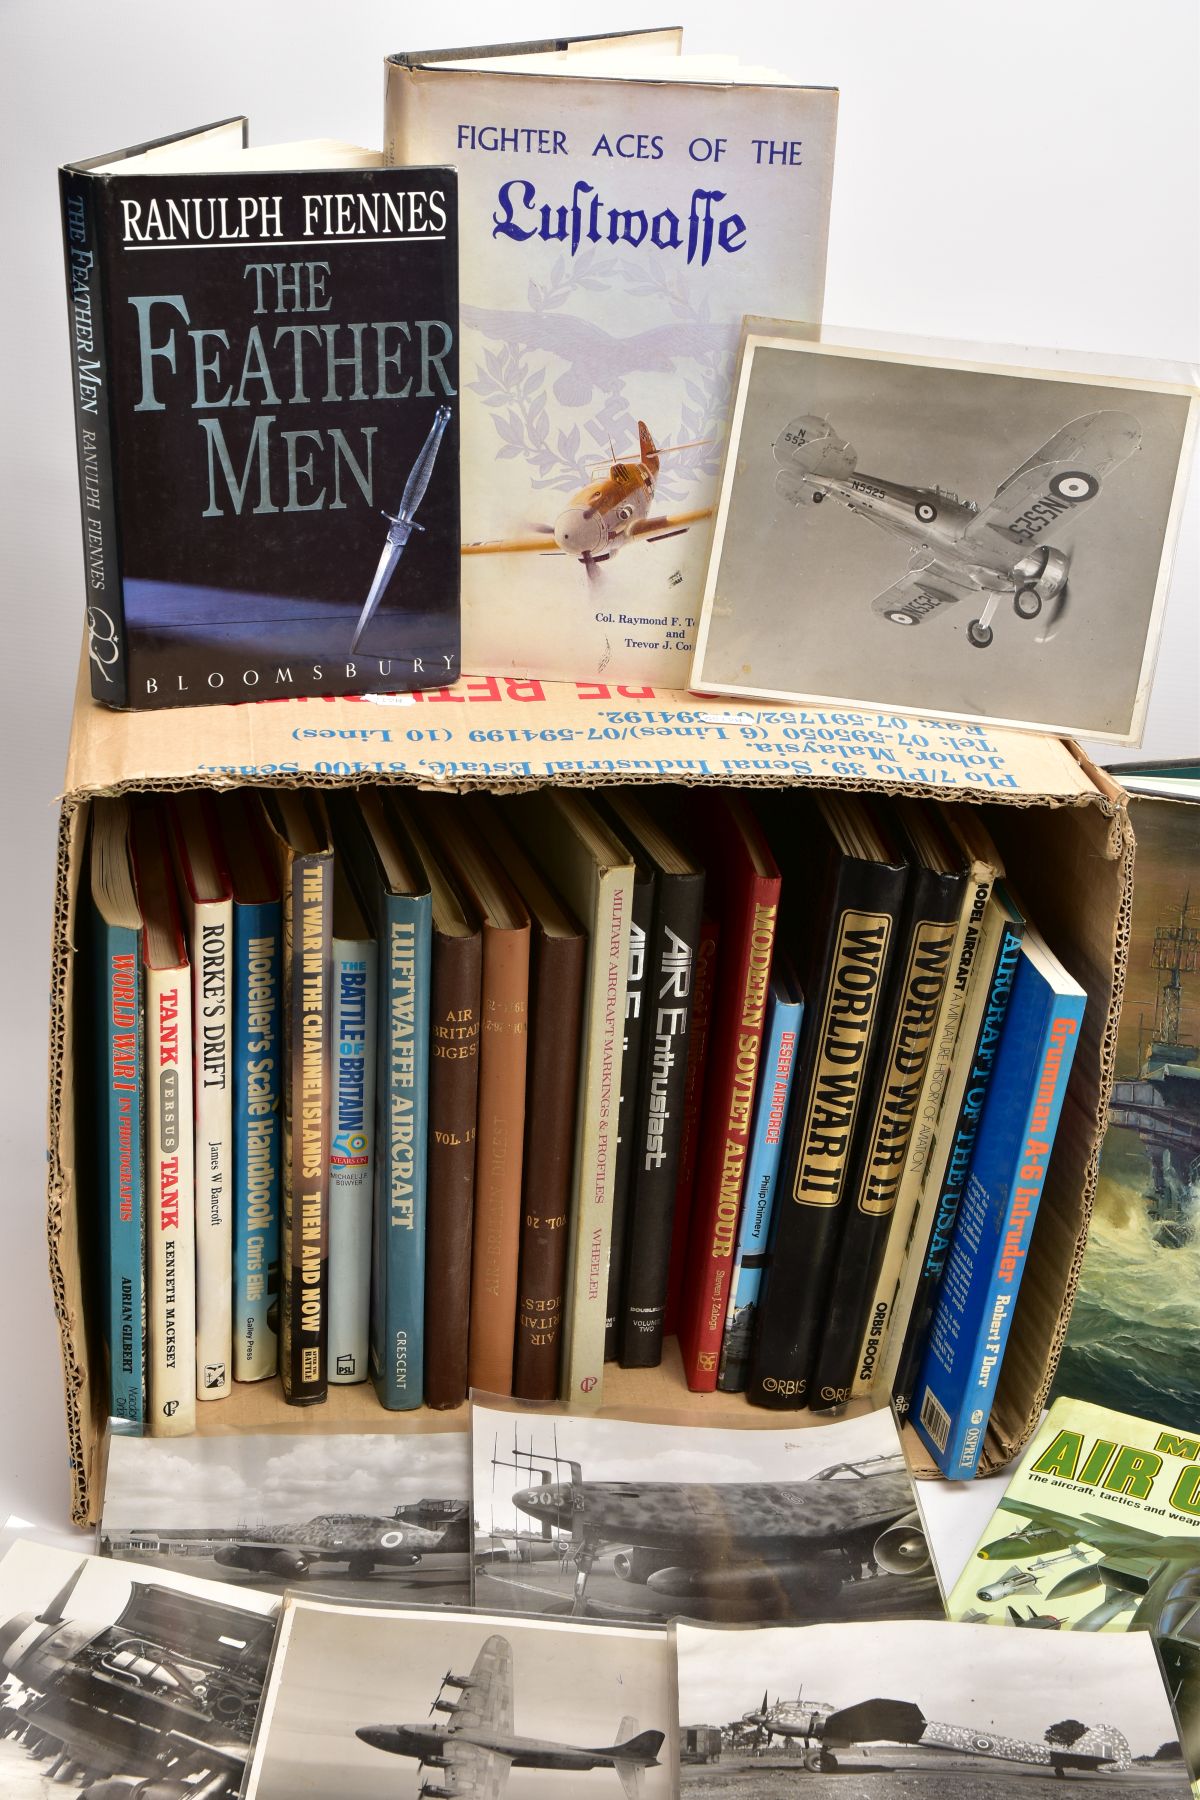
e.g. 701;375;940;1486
371;895;432;1409
192;897;232;1400
746;869;905;1410
145;964;195;1435
604;876;653;1362
717;987;802;1393
95;917;145;1426
891;917;1025;1416
514;932;586;1400
561;866;631;1405
663;916;719;1339
619;874;705;1368
58;170;127;706
467;922;530;1396
679;881;780;1390
280;852;332;1405
424;931;482;1408
852;868;994;1400
810;876;963;1410
912;974;1086;1478
232;899;280;1382
328;935;378;1383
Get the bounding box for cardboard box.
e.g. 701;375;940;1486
49;665;1131;1523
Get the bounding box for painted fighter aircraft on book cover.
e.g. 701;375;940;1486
463;420;711;580
771;408;1141;649
355;1632;664;1797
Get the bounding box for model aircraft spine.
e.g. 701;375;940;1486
678;797;781;1392
231;890;281;1383
618;864;705;1368
745;820;908;1411
890;896;1025;1416
328;926;378;1384
91;892;146;1426
851;853;998;1401
811;858;966;1410
604;863;654;1363
912;940;1086;1477
371;886;432;1409
717;968;803;1393
59;169;127;706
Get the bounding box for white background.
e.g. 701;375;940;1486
0;2;1196;1573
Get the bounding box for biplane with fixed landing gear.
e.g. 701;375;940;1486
771;408;1141;649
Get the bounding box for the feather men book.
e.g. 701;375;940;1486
59;119;459;708
384;33;836;686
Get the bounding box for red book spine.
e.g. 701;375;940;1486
677;874;780;1390
662;916;719;1340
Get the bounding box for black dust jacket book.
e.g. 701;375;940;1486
59;119;460;709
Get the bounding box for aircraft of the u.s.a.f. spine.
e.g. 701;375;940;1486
771;408;1141;649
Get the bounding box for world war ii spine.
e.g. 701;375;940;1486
663;915;719;1339
423;923;482;1408
59;169;126;705
746;851;908;1410
809;865;965;1411
619;871;705;1367
232;894;281;1382
328;930;378;1383
891;898;1026;1416
189;889;233;1402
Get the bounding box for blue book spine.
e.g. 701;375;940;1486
717;979;804;1392
912;945;1086;1477
232;899;281;1382
329;935;378;1383
93;912;145;1426
370;892;432;1409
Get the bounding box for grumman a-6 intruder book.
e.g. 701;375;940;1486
59;119;459;709
384;31;836;686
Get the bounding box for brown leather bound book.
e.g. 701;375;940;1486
415;795;531;1398
401;802;483;1411
470;797;586;1402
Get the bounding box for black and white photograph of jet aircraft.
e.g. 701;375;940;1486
691;333;1196;743
675;1617;1191;1796
242;1599;673;1800
470;1400;941;1626
100;1429;471;1602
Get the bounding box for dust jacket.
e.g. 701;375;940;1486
59;119;459;709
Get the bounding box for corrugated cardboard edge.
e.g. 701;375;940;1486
47;690;1125;1523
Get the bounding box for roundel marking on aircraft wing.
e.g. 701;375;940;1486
885;610;917;625
1049;470;1099;501
973;1737;994;1752
915;501;937;522
381;1529;405;1547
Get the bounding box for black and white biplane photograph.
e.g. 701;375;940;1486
0;1536;278;1800
675;1616;1192;1796
691;332;1196;742
100;1429;471;1603
470;1400;941;1626
242;1598;673;1800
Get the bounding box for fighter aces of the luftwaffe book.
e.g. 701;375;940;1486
59;119;459;709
